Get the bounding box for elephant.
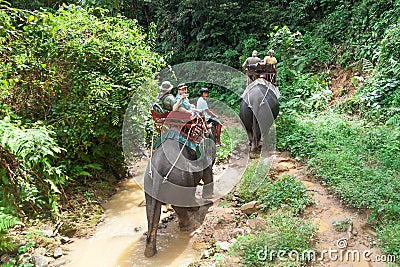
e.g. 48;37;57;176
144;129;216;257
239;79;279;159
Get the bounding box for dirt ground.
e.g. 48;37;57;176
187;151;388;267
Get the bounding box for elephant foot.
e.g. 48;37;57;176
144;243;157;257
249;151;261;159
179;219;195;232
257;141;263;150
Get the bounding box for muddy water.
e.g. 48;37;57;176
65;160;200;267
65;151;248;267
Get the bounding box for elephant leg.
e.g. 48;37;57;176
243;124;253;151
249;116;262;158
202;167;214;199
144;193;162;257
172;206;195;231
248;131;254;149
239;102;254;151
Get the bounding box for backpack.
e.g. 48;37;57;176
152;94;169;114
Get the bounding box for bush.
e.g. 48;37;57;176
0;212;19;253
355;23;400;125
0;5;163;182
0;119;65;215
238;160;313;215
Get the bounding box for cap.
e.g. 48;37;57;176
199;88;209;94
177;83;188;90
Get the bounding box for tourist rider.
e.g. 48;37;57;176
242;50;261;84
261;49;277;84
173;83;197;114
196;88;225;147
153;80;175;114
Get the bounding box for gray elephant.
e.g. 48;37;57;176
239;79;279;158
144;129;216;257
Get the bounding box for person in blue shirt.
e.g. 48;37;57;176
196;87;224;147
173;83;196;114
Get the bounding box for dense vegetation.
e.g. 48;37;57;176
2;0;400;264
0;2;162;254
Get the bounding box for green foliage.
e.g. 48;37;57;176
377;222;400;262
11;1;399;124
258;175;314;215
278;113;400;213
1;5;163;184
0;212;19;253
279;71;332;114
215;127;246;163
233;211;316;266
354;23;400;125
238;161;313;215
238;160;269;202
332;217;352;232
0;119;65;215
264;26;333;115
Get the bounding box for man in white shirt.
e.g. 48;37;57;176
196;88;224;147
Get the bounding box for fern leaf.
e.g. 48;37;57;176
362;58;374;73
0;212;20;232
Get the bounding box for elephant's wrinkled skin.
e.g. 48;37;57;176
239;80;279;158
144;132;216;257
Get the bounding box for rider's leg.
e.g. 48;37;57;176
216;123;224;146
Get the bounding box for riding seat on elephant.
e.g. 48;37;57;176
150;110;209;145
245;62;276;85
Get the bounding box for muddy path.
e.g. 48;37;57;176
64;159;201;267
62;147;248;266
60;148;389;267
274;152;386;267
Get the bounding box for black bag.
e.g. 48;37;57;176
152;94;169;114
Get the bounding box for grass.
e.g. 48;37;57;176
276;111;400;261
238;160;314;215
232;159;316;266
215;126;247;163
232;211;316;267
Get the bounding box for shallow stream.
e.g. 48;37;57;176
65;151;247;267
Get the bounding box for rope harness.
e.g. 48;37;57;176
161;125;193;183
148;114;208;183
245;80;272;110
